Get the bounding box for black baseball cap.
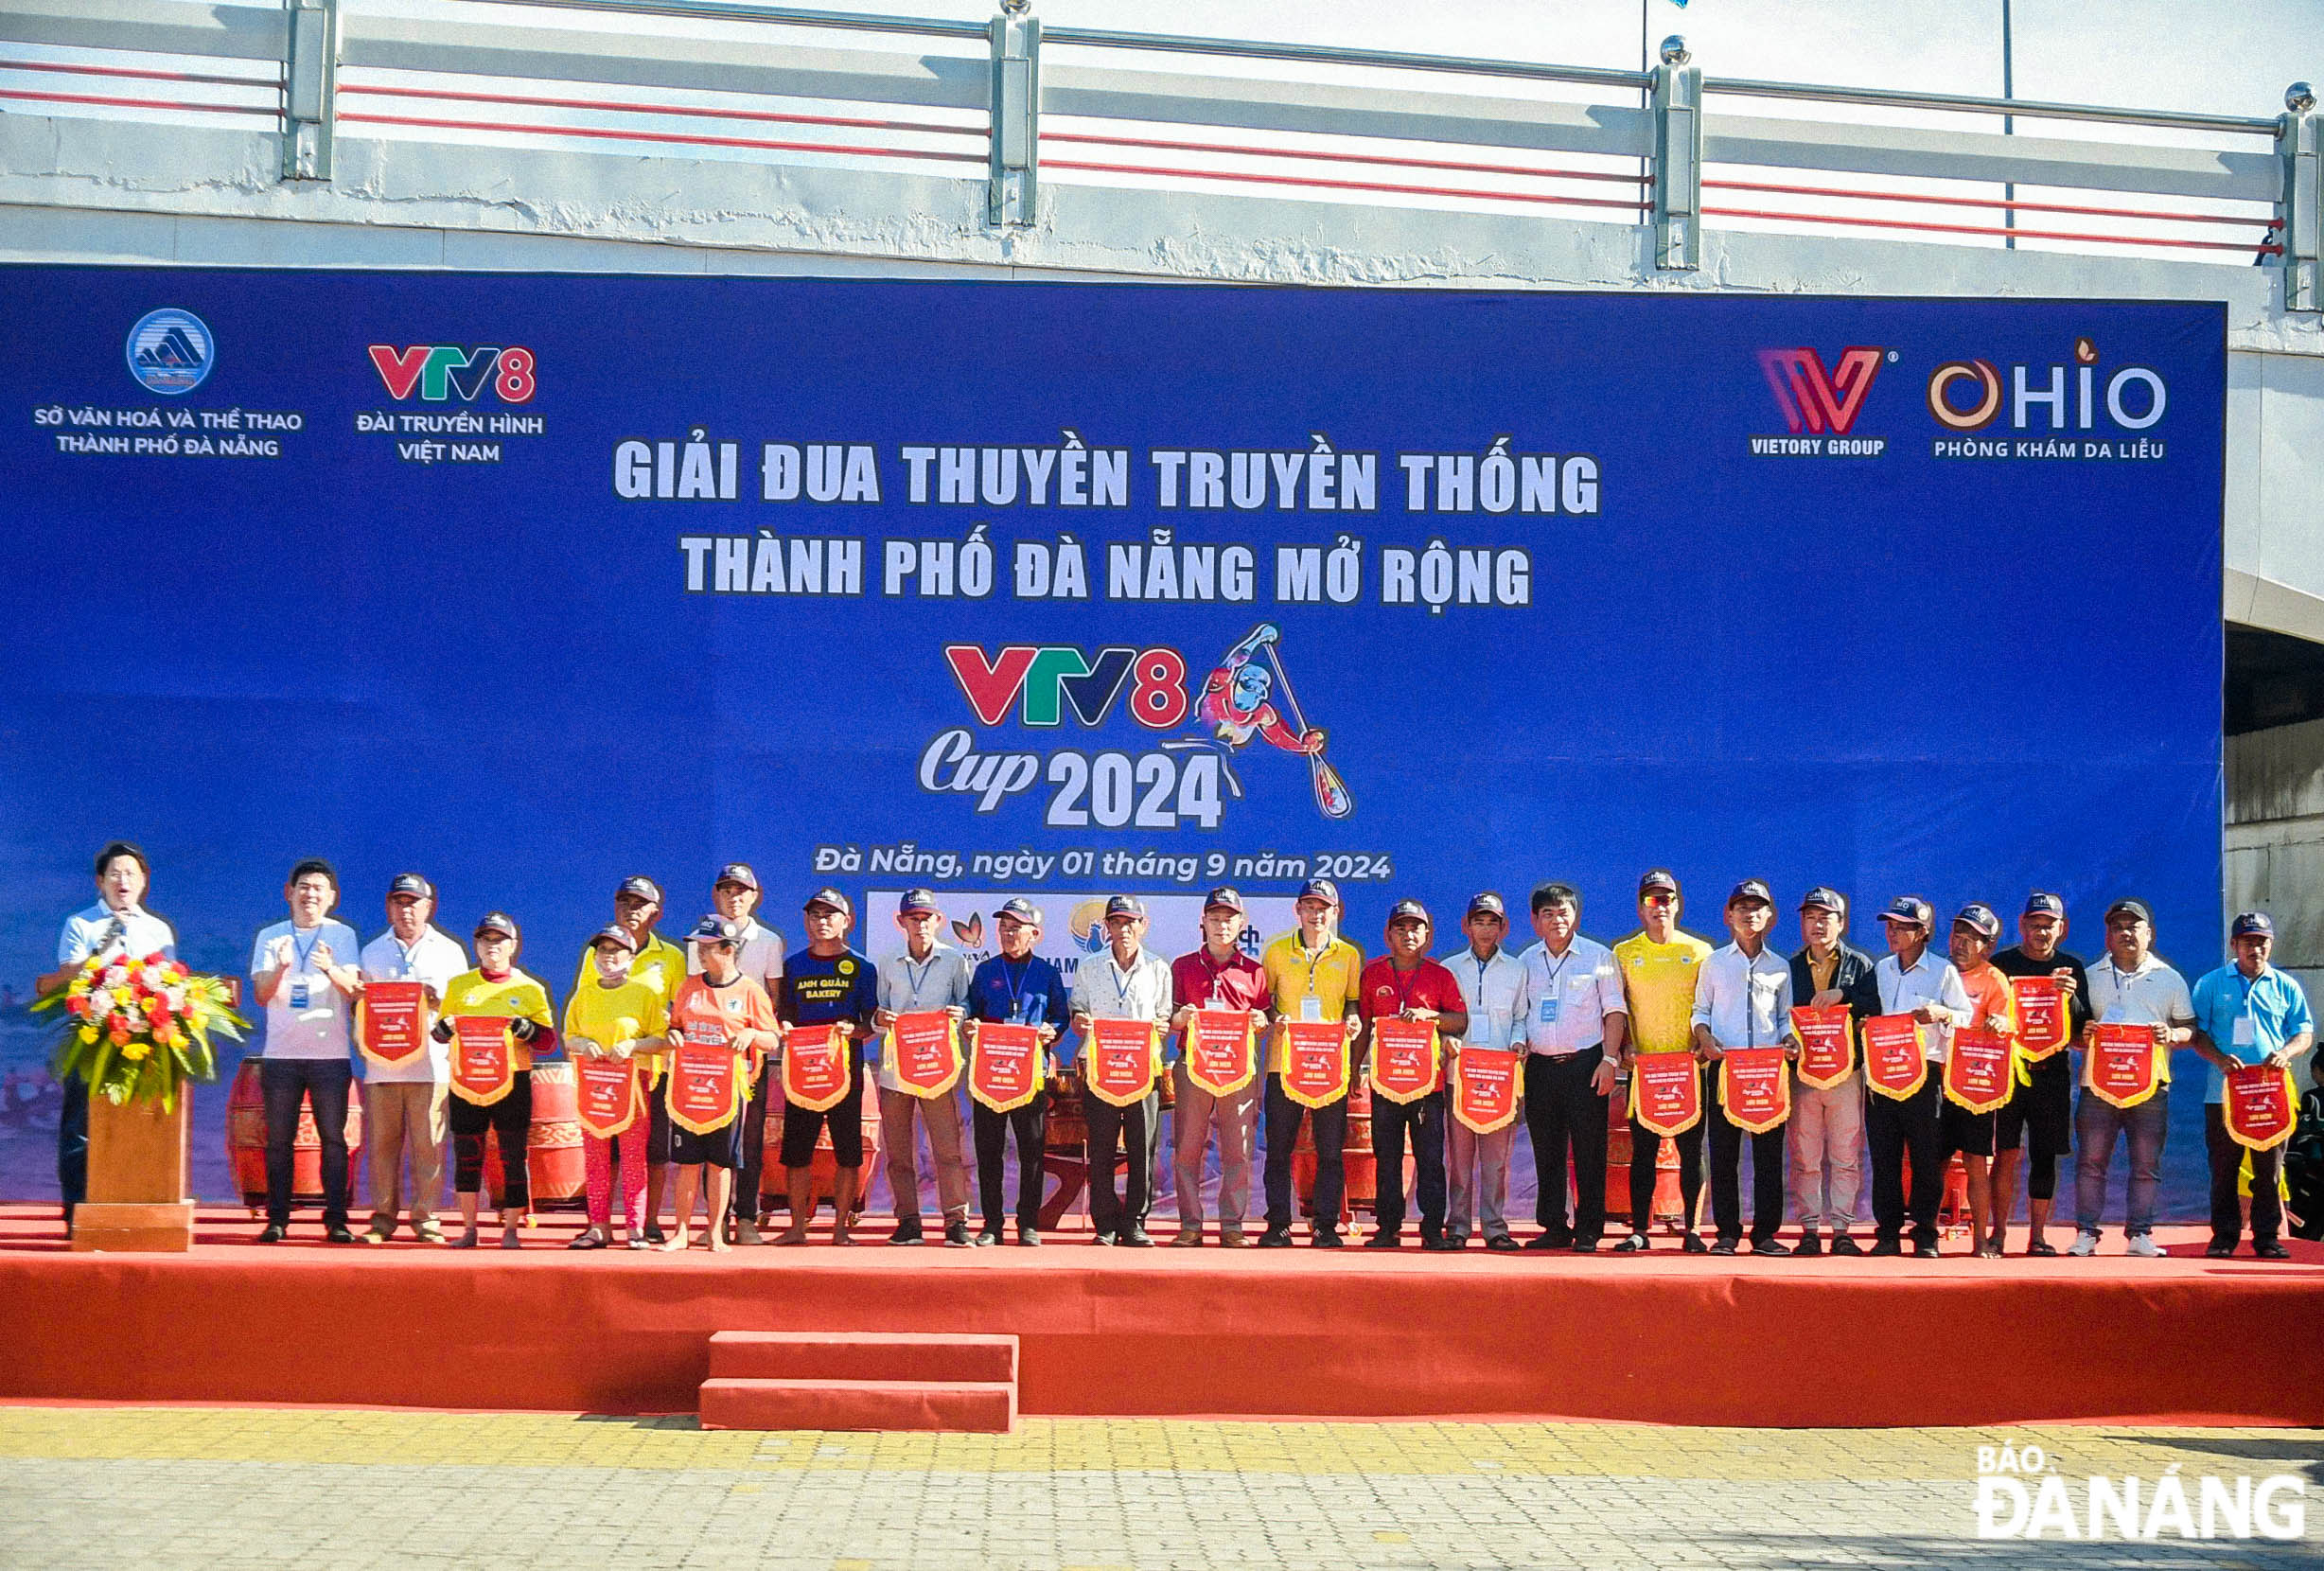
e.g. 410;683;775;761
2022;891;2068;920
995;897;1043;925
1467;891;1506;918
1387;899;1431;926
1727;879;1773;909
2231;910;2275;939
474;911;519;941
1103;894;1147;919
1799;886;1847;916
387;873;433;901
714;863;760;891
590;924;638;952
804;887;853;917
2104;897;2155;926
616;875;664;904
1953;903;2001;941
1638;869;1680;897
1296;878;1341;907
899;888;942;915
1879;896;1933;928
1203;886;1246;915
691;914;746;945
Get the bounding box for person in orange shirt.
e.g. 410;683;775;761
1945;904;2020;1259
661;916;783;1252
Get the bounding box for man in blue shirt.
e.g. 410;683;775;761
966;897;1071;1244
772;888;878;1244
2190;910;2315;1260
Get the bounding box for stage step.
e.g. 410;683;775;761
699;1333;1019;1432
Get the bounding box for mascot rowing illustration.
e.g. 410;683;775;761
1179;622;1353;820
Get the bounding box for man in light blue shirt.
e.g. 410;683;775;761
38;840;178;1233
872;888;976;1247
2191;911;2315;1260
1443;892;1525;1250
249;858;364;1244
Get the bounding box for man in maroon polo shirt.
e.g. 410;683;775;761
1358;899;1470;1250
1166;887;1273;1247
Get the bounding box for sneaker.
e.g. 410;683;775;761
1708;1238;1739;1256
361;1227;393;1246
1612;1232;1650;1254
1793;1233;1822;1258
2068;1232;2100;1258
2255;1240;2291;1260
943;1221;972;1248
1751;1238;1790;1257
1829;1235;1863;1257
731;1218;765;1247
1256;1227;1294;1249
2125;1234;2162;1258
974;1228;1003;1247
256;1223;288;1244
1219;1230;1249;1248
888;1221;924;1246
1421;1235;1459;1252
1868;1238;1902;1257
1093;1230;1118;1246
1912;1243;1941;1259
1171;1229;1206;1247
1312;1228;1345;1248
1122;1227;1153;1247
1485;1234;1520;1253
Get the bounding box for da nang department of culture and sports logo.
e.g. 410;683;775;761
125;308;215;396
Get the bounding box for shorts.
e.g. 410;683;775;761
1994;1051;2071;1158
1939;1097;1997;1159
780;1053;867;1170
668;1115;744;1170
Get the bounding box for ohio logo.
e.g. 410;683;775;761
126;308;215;396
367;344;537;403
1927;337;2164;433
1750;346;1893;458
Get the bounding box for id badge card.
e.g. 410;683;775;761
1539;997;1560;1024
289;978;310;1010
2232;1015;2256;1047
1300;996;1325;1023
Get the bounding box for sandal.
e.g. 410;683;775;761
567;1232;607;1251
2026;1240;2059;1257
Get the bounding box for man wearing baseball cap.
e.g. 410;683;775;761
1989;893;2092;1257
1691;880;1795;1256
1358;900;1468;1248
691;865;786;1244
1787;887;1879;1256
1259;879;1365;1247
1610;871;1701;1251
357;874;466;1244
2191;910;2313;1259
872;889;975;1247
1166;888;1272;1246
1945;904;2020;1258
966;898;1071;1244
573;875;688;1243
1068;895;1175;1245
2071;898;2194;1257
774;889;878;1244
1870;896;1972;1257
1445;892;1526;1250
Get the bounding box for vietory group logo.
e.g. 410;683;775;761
125;309;215;396
1750;345;1894;457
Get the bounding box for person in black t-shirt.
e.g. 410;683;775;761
1989;892;2094;1257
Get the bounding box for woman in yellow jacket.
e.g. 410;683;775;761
431;911;556;1249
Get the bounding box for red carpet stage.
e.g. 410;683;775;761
3;1206;2319;1428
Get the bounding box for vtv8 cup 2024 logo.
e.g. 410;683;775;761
920;622;1352;831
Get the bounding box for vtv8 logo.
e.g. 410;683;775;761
368;344;537;403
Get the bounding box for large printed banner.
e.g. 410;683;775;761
0;270;2225;1204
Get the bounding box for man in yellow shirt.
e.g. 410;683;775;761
1258;878;1364;1247
1611;869;1714;1253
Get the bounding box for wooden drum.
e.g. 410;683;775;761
224;1057;363;1211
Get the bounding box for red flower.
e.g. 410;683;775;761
143;951;164;967
67;996;87;1017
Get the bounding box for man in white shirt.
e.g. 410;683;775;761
1869;896;1972;1258
686;865;786;1244
2069;897;2195;1258
872;888;975;1247
1444;892;1526;1251
356;874;467;1244
249;858;365;1244
1691;879;1796;1256
1509;881;1629;1252
1067;895;1175;1246
38;841;178;1232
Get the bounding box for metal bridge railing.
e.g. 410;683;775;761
1;0;2315;307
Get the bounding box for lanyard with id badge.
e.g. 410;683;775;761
289;927;326;1010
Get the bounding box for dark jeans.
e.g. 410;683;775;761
1629;1113;1705;1233
1523;1048;1608;1244
1867;1075;1943;1249
974;1092;1048;1231
450;1072;534;1209
1371;1089;1447;1239
59;1074;89;1224
2208;1101;2283;1247
261;1057;354;1228
1709;1071;1788;1244
1084;1089;1157;1235
737;1063;773;1206
1263;1074;1348;1231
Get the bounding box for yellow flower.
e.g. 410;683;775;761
121;1042;150;1062
78;1025;97;1045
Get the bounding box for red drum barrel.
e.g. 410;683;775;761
224;1057;363;1212
483;1062;588;1211
762;1098;885;1215
1293;1082;1387;1223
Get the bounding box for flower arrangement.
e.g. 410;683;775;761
31;950;248;1110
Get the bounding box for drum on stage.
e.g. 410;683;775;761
1601;1085;1685;1229
762;1098;885;1216
1292;1080;1390;1223
224;1057;363;1212
482;1060;588;1211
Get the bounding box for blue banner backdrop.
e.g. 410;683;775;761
0;270;2223;1211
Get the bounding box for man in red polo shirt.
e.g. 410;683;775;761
1166;887;1273;1247
1359;899;1470;1249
